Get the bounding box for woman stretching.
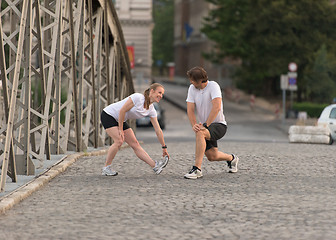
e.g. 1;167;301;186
100;83;170;176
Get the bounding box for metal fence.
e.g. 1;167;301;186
0;0;134;191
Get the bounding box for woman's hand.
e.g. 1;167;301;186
162;148;169;159
118;128;124;142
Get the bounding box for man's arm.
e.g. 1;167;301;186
187;102;197;126
187;102;204;133
205;97;222;126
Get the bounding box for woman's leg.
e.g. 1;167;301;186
104;127;123;167
123;128;155;168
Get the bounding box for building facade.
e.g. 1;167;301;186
114;0;153;81
174;0;233;88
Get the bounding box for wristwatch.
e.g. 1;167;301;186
162;145;167;149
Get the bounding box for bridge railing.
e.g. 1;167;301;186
0;0;134;191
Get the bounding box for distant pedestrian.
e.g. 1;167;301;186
100;83;170;176
184;66;239;179
250;94;255;110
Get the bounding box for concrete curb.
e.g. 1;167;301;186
0;148;109;214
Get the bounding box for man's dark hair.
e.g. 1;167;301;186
187;66;208;83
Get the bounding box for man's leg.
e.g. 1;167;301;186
205;147;233;162
205;147;239;173
195;129;211;169
184;128;210;179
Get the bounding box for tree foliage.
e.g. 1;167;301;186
305;44;336;103
202;0;336;101
152;0;174;70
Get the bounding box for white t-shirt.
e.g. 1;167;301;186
103;93;157;121
186;81;227;125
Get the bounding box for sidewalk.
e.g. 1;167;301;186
0;147;110;213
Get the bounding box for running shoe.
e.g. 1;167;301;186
153;156;169;175
102;165;118;176
228;155;239;173
184;166;203;179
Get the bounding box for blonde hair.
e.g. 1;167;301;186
143;83;164;109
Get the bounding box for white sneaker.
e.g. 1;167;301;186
102;166;118;176
228;155;239;173
184;166;203;179
153;156;169;175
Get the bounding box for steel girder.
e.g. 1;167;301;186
0;0;134;191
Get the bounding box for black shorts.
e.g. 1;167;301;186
101;111;130;130
205;123;227;151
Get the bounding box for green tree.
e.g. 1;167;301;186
1;1;8;9
152;0;174;75
305;44;336;103
201;0;249;63
202;0;336;100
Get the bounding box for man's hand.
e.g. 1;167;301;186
192;122;206;132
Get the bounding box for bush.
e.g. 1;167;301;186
292;102;329;118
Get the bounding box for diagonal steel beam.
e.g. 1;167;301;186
1;0;29;192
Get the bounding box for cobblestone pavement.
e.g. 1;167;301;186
0;140;335;239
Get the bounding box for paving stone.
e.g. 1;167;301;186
0;141;335;239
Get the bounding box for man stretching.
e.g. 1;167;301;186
184;66;239;179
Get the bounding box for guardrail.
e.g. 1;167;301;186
0;0;134;191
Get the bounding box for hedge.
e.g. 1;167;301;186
292;102;329;118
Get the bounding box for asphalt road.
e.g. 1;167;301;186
136;93;289;144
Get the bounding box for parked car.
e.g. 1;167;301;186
317;104;336;143
136;102;166;130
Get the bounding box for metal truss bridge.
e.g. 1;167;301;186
0;0;134;191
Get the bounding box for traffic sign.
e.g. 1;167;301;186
287;72;297;91
280;72;298;91
280;75;288;90
288;72;297;78
288;84;298;91
288;77;296;85
288;62;297;72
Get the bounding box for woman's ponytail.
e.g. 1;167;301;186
143;83;164;109
144;88;151;109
